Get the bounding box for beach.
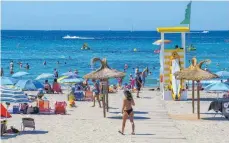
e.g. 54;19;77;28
2;89;229;143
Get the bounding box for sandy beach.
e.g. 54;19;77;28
1;88;228;143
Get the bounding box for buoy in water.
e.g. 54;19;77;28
133;48;137;52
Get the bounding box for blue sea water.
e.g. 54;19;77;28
1;30;229;86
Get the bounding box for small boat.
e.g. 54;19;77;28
202;30;209;33
187;45;196;51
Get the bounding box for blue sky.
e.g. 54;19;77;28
2;1;229;30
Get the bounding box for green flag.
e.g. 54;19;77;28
180;1;192;25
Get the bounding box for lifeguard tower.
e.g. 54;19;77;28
157;27;190;100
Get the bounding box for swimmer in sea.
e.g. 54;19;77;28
65;62;67;64
25;63;30;70
124;64;128;72
43;61;46;66
57;61;60;65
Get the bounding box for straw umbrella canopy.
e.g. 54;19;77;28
84;58;125;80
174;57;218;119
84;57;125;117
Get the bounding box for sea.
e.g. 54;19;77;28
1;30;229;86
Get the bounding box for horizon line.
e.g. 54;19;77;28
1;29;229;31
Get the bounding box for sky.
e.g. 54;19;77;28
1;1;229;31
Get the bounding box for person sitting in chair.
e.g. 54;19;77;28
44;80;53;94
53;78;63;94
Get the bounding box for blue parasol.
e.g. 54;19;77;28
12;72;29;78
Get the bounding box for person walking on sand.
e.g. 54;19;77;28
135;72;142;98
119;89;135;135
92;79;101;108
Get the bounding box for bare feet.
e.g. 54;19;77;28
91;105;95;107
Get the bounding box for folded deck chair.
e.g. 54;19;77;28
21;118;35;131
84;90;93;101
54;101;67;114
37;100;51;114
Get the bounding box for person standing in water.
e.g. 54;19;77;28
0;67;4;77
43;61;46;66
25;63;30;70
119;90;135;135
19;62;23;69
53;69;58;78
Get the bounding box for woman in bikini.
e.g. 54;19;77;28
119;90;135;135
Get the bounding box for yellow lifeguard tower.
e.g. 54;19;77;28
157;27;189;101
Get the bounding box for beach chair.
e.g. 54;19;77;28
54;101;67;114
21;117;35;131
1;120;7;136
84;90;93;101
37;100;51;114
74;91;84;101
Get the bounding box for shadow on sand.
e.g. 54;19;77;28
107;116;150;120
201;117;228;121
135;133;155;135
187;98;217;102
20;130;49;135
0;130;48;140
109;111;148;114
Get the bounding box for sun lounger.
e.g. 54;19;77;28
21;117;35;131
54;101;67;114
37;100;51;114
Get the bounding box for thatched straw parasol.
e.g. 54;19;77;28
84;58;125;80
84;58;125;117
174;57;218;119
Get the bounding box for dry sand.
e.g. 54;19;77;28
1;89;228;143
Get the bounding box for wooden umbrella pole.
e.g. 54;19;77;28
102;81;106;118
192;80;195;113
106;79;109;112
197;81;200;119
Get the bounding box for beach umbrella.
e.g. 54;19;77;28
60;78;83;84
1;104;12;118
12;71;29;78
205;82;229;92
0;88;30;103
205;82;229;99
0;77;18;85
153;39;171;45
61;72;77;76
84;57;125;117
35;73;54;80
57;76;68;82
174;57;218;119
215;71;229;77
15;80;44;91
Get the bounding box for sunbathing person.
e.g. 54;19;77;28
44;80;53;94
52;78;63;94
119;89;135;135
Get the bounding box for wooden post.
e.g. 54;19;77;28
106;79;109;112
101;80;106;118
192;80;195;113
197;81;200;119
